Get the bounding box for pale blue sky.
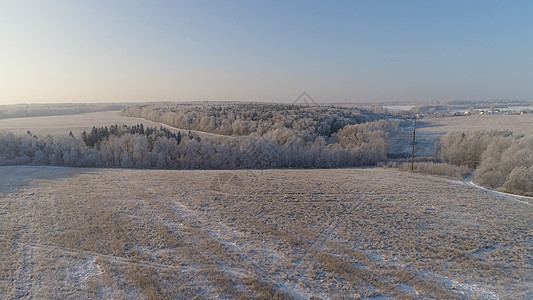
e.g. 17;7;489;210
1;1;532;104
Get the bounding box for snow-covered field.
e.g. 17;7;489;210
0;110;136;137
1;166;531;299
0;110;237;145
417;113;533;134
389;113;533;157
0;110;197;138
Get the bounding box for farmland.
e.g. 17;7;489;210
1;107;533;298
3;1;533;298
1;166;531;299
0;110;174;137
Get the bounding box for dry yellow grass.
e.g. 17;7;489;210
0;166;531;299
398;162;472;180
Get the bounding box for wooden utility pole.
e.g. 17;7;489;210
411;118;416;171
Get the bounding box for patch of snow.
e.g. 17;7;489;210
418;269;499;299
69;256;103;284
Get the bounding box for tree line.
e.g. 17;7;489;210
80;124;181;148
0;119;397;169
119;102;390;138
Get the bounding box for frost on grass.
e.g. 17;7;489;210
0;167;531;299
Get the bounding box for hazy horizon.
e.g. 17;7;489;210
1;1;532;105
3;98;532;107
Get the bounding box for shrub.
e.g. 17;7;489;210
438;130;511;168
399;162;471;180
439;130;533;196
502;166;533;196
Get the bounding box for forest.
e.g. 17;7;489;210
0;103;398;169
119;102;391;138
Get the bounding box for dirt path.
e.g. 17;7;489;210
127;115;232;139
462;174;533;206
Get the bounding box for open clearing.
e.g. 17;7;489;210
1;166;531;299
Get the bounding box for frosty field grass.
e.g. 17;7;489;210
1;166;531;299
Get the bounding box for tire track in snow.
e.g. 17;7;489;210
126;115;231;139
128;181;286;290
280;179;379;295
1;238;194;272
461;175;533;206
